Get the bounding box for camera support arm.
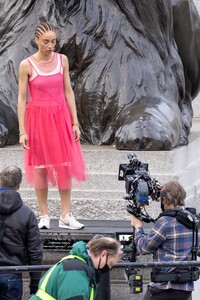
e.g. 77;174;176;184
130;227;137;262
123;227;144;294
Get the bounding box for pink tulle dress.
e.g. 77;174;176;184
24;52;87;189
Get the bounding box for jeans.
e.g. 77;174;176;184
0;273;23;300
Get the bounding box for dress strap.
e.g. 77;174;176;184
27;53;62;78
27;58;38;81
27;57;40;73
58;54;63;75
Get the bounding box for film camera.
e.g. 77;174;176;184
118;154;200;294
118;153;161;223
118;154;200;295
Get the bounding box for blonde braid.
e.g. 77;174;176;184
35;22;55;38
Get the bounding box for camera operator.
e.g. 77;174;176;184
131;180;198;300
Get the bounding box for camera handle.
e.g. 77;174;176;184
124;227;143;294
130;227;137;262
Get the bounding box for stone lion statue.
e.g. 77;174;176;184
0;0;200;150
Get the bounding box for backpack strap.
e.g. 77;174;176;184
36;254;95;300
158;207;200;230
0;214;7;243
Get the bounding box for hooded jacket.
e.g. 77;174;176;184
0;189;43;285
30;241;99;300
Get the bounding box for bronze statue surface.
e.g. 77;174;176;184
0;0;200;150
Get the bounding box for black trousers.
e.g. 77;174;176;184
143;287;192;300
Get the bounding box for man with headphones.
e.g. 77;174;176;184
131;180;199;300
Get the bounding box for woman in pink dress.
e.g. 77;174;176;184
18;23;87;230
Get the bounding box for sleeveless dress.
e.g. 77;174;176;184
24;52;87;189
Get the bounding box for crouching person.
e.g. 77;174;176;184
30;236;121;300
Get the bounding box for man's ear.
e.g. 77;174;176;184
101;250;107;258
15;183;20;191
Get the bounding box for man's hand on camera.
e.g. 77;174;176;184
131;215;143;228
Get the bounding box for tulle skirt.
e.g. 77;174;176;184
24;102;87;190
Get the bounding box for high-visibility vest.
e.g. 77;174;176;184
36;254;95;300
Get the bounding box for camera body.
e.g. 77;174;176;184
118;153;161;222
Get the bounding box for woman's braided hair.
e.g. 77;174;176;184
35;22;55;38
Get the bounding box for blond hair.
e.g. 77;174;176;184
88;237;121;257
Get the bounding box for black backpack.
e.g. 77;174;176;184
158;207;200;230
0;215;6;242
151;207;200;283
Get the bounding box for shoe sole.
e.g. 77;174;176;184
59;223;84;230
38;225;50;229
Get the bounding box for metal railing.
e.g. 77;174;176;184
1;261;199;300
0;260;200;273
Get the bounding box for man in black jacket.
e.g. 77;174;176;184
0;165;43;300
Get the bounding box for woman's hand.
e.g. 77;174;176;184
19;133;30;150
72;124;80;141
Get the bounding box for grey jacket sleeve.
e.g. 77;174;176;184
25;210;43;285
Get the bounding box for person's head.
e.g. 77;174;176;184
34;22;56;55
160;180;186;212
88;237;121;273
0;166;22;190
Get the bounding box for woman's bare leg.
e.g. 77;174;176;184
35;188;48;216
59;188;84;229
59;188;71;218
34;168;48;216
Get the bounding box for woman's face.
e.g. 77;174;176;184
35;30;56;57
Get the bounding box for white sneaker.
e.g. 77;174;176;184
59;213;84;230
38;215;50;229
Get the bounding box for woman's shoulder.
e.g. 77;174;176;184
19;57;30;69
60;53;68;59
60;53;69;65
19;57;33;75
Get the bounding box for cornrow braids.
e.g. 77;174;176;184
35;22;55;38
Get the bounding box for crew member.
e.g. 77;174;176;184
131;180;199;300
0;166;43;300
30;236;121;300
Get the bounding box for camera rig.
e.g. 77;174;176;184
118;154;200;294
118;153;161;293
118;153;161;223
